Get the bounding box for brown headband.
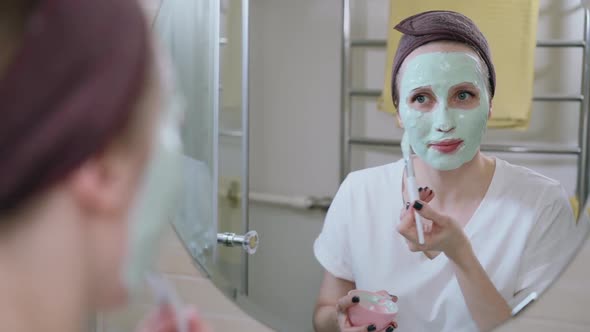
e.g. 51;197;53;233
390;10;496;108
0;0;150;212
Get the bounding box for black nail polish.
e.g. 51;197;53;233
386;327;394;332
405;202;410;210
418;187;423;192
424;186;429;190
368;325;376;332
413;201;423;210
352;296;359;303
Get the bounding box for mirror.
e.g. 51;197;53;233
153;0;590;331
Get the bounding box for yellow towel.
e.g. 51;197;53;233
378;0;540;129
570;196;580;221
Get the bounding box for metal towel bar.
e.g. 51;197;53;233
348;137;582;155
348;89;584;102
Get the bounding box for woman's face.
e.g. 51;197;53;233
397;42;491;171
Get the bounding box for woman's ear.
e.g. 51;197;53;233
65;149;138;220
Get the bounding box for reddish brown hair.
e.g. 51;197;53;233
0;0;150;212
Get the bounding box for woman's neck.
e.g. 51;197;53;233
413;151;496;207
0;209;88;332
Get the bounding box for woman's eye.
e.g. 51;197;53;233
457;91;473;101
415;95;427;103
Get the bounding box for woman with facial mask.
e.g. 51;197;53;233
0;1;209;331
313;10;589;332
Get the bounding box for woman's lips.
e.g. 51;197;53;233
429;139;464;153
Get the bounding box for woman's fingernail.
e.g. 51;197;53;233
413;201;423;210
352;296;360;303
418;187;423;192
386;327;395;332
424;186;429;190
368;325;377;331
405;202;410;210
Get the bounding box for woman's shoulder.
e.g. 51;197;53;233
496;158;566;202
344;159;405;186
497;158;561;187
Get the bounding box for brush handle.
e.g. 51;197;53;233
407;176;425;245
146;273;188;332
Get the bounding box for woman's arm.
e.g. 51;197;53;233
313;271;355;332
398;201;511;332
448;240;511;331
513;191;587;298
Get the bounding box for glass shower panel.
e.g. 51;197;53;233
153;0;220;276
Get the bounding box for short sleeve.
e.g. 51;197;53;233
514;186;590;297
313;175;355;281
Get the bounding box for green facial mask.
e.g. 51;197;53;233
398;52;490;170
122;67;185;293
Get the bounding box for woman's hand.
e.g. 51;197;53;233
135;304;211;332
403;186;435;210
336;292;398;332
403;187;435;232
398;200;470;261
402;187;438;259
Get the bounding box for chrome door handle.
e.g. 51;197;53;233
217;230;259;254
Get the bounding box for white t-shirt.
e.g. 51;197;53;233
314;158;589;332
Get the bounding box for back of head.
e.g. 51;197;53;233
0;0;150;213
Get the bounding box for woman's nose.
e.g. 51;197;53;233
433;104;456;133
436;124;456;133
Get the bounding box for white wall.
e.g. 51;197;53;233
219;0;587;331
218;1;342;330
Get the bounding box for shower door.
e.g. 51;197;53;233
153;0;220;279
152;0;256;299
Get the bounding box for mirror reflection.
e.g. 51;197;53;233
152;0;590;331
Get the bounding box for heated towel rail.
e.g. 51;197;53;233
340;1;590;215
